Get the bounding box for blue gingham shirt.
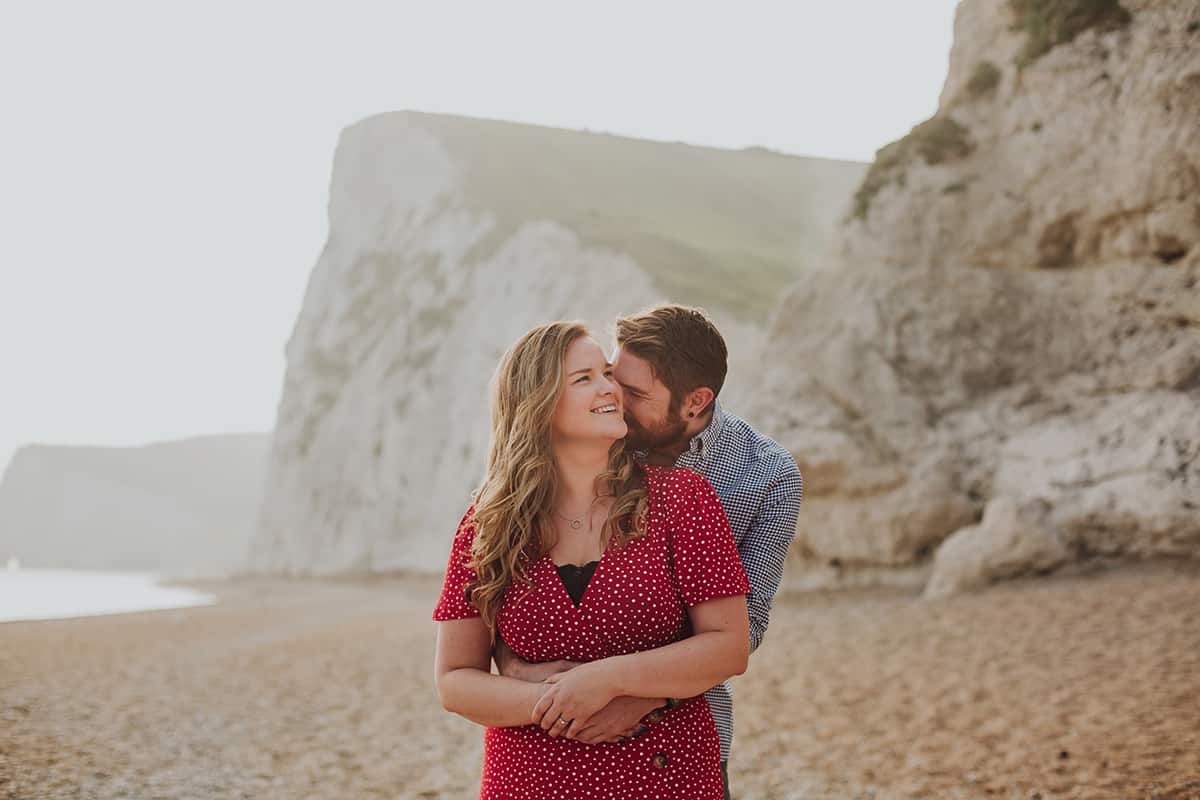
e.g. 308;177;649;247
647;399;804;761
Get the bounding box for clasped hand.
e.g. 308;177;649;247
530;661;619;740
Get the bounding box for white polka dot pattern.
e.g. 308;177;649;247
432;465;750;799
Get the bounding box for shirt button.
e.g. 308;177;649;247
652;752;669;768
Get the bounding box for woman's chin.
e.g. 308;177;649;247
563;417;627;444
594;418;628;441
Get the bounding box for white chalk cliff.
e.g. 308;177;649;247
0;434;269;577
248;112;866;575
751;0;1200;595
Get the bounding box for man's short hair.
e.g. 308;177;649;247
614;304;728;417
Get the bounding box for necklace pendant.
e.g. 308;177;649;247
570;519;582;530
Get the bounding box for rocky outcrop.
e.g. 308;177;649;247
844;0;1200;273
0;434;269;577
249;112;866;576
760;0;1200;595
924;497;1068;599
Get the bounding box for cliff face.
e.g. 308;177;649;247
752;0;1200;594
844;0;1199;273
249;112;866;575
0;434;269;577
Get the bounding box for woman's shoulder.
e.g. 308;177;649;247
451;504;479;545
641;464;713;502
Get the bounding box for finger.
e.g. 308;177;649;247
562;718;582;740
542;699;566;734
564;713;596;740
531;690;555;725
547;715;571;738
543;672;561;684
535;702;555;730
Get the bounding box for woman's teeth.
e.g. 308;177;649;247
591;405;618;414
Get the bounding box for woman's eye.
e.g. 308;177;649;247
574;376;588;384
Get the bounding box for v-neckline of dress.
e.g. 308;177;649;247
546;550;606;608
553;559;600;606
541;464;665;609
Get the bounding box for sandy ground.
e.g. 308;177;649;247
1;560;1198;800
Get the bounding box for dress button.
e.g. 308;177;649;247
652;752;669;768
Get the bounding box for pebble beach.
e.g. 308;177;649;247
2;560;1198;799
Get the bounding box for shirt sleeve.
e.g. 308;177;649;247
431;506;483;621
740;455;803;653
667;469;751;607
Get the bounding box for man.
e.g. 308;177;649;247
496;304;804;799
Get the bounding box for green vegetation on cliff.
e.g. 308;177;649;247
966;61;1002;98
852;116;975;221
1009;0;1132;67
397;112;868;321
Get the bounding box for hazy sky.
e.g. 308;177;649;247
0;0;960;474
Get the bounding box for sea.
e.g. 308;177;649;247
0;559;218;623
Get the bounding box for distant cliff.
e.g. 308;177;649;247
0;434;269;577
248;111;866;575
751;0;1200;595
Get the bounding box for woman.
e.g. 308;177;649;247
432;321;750;799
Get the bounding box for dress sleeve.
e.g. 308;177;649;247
431;506;483;621
667;469;751;607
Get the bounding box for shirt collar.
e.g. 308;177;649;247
686;399;726;459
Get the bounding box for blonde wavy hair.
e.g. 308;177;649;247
466;321;649;634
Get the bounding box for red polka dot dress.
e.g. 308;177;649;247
432;465;751;799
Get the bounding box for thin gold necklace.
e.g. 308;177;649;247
553;507;591;530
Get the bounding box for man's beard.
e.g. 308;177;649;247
624;408;689;451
